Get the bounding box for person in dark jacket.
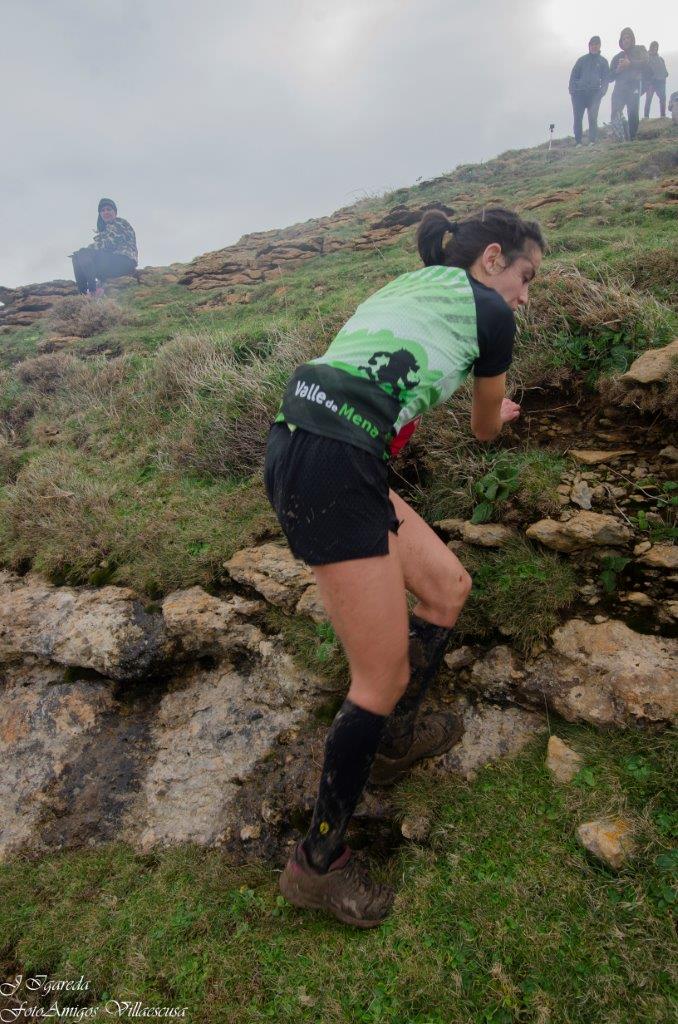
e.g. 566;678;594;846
70;198;138;295
569;35;609;144
609;27;649;141
643;42;669;118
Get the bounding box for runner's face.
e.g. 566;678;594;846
589;42;601;54
484;243;543;311
621;32;633;51
100;206;116;223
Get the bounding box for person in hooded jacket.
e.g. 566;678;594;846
643;42;669;119
609;27;649;141
70;198;138;295
568;35;609;144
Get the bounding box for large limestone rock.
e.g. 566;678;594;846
622;338;678;385
0;631;330;861
525;511;633;552
0;659;119;861
469;619;677;727
0;571;170;681
128;644;326;853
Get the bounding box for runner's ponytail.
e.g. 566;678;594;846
417;209;457;266
417;206;545;270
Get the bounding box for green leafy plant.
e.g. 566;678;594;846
599;555;631;594
314;621;338;663
471;457;521;523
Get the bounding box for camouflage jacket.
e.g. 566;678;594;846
92;218;138;263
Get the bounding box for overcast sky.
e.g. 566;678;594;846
2;1;676;288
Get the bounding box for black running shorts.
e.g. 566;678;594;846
263;422;402;565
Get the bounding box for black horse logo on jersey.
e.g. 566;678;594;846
359;349;420;398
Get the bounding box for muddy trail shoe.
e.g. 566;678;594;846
369;711;465;787
278;843;394;928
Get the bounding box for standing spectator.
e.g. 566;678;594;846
70;198;138;296
609;27;649;141
644;42;669;118
670;91;678;126
569;35;609;145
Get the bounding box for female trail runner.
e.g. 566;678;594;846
264;207;545;927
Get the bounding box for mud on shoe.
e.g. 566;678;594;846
278;843;394;928
369;710;465;787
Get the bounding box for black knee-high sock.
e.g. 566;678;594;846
303;698;387;872
378;614;453;758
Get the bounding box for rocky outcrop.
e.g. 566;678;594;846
223;543;326;620
177;202;454;293
0;266;181;330
0;280;77;329
0;578;332;862
435;518;518;548
468;619;677;728
0;571;171;681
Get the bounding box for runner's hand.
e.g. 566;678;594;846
499;398;521;424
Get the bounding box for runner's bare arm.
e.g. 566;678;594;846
470;373;520;442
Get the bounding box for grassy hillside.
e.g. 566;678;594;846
0;122;676;600
1;122;677;1024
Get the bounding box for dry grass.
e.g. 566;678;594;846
138;325;320;477
600;362;678;420
520;262;673;345
46;295;128;338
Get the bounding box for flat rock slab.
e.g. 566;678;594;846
432;703;547;780
569;450;636;465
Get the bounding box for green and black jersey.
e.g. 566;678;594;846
276;265;515;460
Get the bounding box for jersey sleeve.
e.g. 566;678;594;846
472;296;516;377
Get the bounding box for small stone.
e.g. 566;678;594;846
434;518;465;537
662;601;678;620
593;615;608;624
658;445;678;462
621;591;654;606
587;596;601;605
546;735;583;783
577;817;636;870
633;541;652;555
240;823;262;841
571;480;593;510
444;646;476;671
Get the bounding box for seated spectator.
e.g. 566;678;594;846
644;42;669;118
70;198;138;295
